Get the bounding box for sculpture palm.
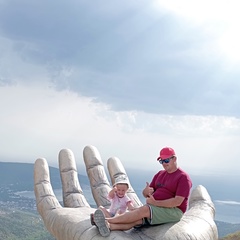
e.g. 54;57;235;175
34;145;218;240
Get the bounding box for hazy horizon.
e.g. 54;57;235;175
3;160;238;224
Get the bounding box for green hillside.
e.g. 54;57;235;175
0;162;90;240
0;207;54;240
220;231;240;240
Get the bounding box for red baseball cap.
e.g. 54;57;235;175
157;147;175;160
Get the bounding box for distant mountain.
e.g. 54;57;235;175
217;221;240;239
0;161;90;191
1;162;239;201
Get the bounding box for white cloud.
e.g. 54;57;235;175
0;83;239;175
0;1;240;178
215;200;240;205
1;1;240;118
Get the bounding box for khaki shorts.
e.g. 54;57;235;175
145;204;183;225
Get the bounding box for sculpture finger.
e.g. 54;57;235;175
34;158;62;218
83;145;111;208
59;149;90;208
107;157;143;207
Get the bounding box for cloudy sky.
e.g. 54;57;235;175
0;0;240;177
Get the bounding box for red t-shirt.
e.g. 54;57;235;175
149;168;192;213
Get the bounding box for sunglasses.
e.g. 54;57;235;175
159;156;174;164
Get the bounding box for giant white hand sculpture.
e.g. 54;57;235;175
34;145;218;239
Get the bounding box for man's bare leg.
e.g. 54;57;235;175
107;205;150;224
109;220;143;231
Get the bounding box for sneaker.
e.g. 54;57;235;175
90;213;95;226
94;209;110;237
